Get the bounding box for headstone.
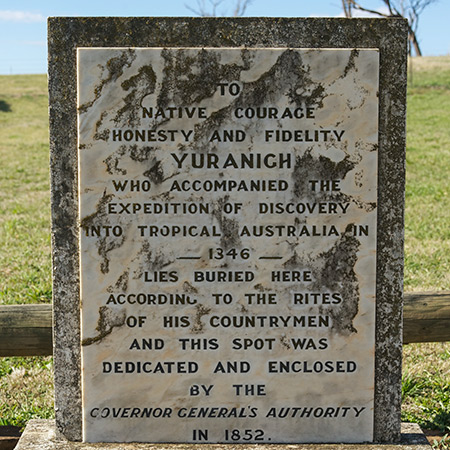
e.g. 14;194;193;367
48;17;408;445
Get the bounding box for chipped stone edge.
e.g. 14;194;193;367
48;17;408;443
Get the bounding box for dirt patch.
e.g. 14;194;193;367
423;429;450;448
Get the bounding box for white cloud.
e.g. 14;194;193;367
0;10;45;23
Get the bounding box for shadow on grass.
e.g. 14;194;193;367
0;100;12;112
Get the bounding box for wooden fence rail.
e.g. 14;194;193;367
0;292;449;356
0;304;52;357
403;291;450;344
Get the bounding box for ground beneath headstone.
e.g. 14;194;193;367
422;429;449;448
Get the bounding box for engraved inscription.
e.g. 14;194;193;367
78;47;379;443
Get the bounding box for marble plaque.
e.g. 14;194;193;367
77;47;379;443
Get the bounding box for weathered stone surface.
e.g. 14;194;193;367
48;17;408;444
77;46;379;443
16;421;431;450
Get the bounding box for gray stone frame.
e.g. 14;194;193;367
48;17;407;443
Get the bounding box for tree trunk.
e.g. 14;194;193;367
410;31;422;56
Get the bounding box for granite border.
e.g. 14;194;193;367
48;17;408;443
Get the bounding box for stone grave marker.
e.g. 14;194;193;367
47;17;408;445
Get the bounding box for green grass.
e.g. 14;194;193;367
0;357;54;427
0;74;52;305
0;59;449;437
402;343;450;435
404;57;450;291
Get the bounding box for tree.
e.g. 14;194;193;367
185;0;252;17
341;0;437;56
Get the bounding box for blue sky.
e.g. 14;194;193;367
0;0;448;74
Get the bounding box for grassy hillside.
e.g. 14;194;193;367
0;58;449;438
0;74;51;305
402;57;450;444
404;56;450;291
